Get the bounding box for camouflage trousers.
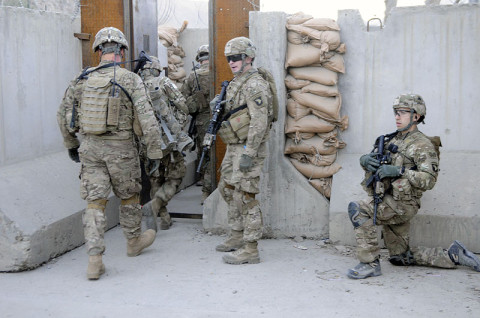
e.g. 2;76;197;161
78;135;143;255
195;124;212;194
218;142;267;242
147;150;186;216
351;194;455;268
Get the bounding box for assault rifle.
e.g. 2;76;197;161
187;62;201;146
365;132;398;225
196;80;229;173
133;51;152;74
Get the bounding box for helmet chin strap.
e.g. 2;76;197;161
397;109;416;132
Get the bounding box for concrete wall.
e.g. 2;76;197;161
0;7;80;166
330;5;480;251
178;28;210;77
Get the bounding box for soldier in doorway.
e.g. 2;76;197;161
181;44;212;203
137;56;194;231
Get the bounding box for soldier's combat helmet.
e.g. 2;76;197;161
393;94;426;120
224;36;256;58
92;27;129;54
196;45;209;62
139;56;162;78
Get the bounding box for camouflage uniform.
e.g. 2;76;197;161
182;52;212;197
139;57;193;230
347;94;480;280
57;28;164;262
352;127;454;268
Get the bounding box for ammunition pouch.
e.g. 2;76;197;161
217;105;250;144
392;178;412;201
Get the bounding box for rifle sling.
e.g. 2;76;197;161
222;104;247;122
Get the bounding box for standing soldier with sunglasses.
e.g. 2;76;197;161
215;37;276;265
347;94;480;279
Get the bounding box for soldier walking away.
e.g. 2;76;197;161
215;37;277;265
347;94;480;279
137;56;194;231
181;44;212;203
57;27;165;280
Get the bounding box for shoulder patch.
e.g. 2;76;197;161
254;97;263;106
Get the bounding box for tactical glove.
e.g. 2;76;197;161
209;94;220;111
359;153;380;172
239;154;253;172
68;147;80;163
377;165;402;179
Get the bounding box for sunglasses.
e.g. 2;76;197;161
393;109;413;116
226;54;243;63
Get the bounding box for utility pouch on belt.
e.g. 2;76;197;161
218;121;240;144
229;107;250;142
79;76;111;135
392;178;412;201
107;96;120;127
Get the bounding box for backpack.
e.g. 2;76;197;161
257;67;279;122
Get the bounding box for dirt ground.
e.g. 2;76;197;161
1;187;479;318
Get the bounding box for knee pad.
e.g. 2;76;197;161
348;201;369;228
121;193;140;206
218;179;234;203
389;250;415;266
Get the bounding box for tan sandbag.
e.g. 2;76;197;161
285;75;310;90
301;18;340;31
285;43;324;68
286;131;316;142
336;43;347;54
311;110;349;131
290;158;341;178
168;54;183;65
286;12;313;25
169;68;186;80
158;26;178;47
321;53;345;73
290;90;341;121
285;115;336;135
307;31;341;51
287;31;310;45
300;83;339;97
289;66;338;86
289;152;337;167
318;130;347;150
309;178;332;198
286;98;311;120
168;45;186;58
160;39;170;48
285;133;340;155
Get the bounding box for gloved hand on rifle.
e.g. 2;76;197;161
239;154;253;172
209;94;226;111
359;153;380;172
68;147;80;163
377;165;403;179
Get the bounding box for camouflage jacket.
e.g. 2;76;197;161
362;128;439;204
225;67;273;157
57;61;164;159
181;63;210;125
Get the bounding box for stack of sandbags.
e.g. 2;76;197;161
284;12;348;199
158;21;188;90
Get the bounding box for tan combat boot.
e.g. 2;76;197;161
159;209;173;230
215;230;244;252
222;241;260;265
87;255;105;280
127;229;156;257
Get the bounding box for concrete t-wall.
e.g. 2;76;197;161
330;5;480;251
0;7;81;166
